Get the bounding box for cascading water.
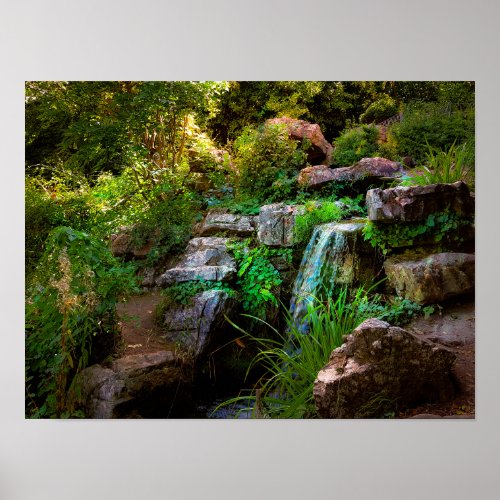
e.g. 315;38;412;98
289;220;367;332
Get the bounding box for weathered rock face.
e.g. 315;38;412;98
156;237;236;286
110;227;154;260
384;252;475;304
298;157;405;189
198;209;257;237
266;117;333;165
257;203;305;247
366;181;474;222
160;290;236;358
72;351;192;418
314;318;456;418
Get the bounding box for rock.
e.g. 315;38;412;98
366;181;474;222
156;237;236;286
160;290;236;358
298;157;405;188
266;117;333;165
257;203;305;247
198;209;257;237
314;318;456;418
297;165;336;188
384;252;475;305
110;227;155;260
71;351;192;418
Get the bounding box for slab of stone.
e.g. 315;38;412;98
161;290;236;358
71;351;190;418
257;203;305;247
384;252;475;305
298;157;405;188
156;237;236;286
366;181;474;222
314;318;456;418
198;210;256;237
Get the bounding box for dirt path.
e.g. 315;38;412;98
401;300;475;418
116;290;176;356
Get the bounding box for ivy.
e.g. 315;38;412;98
362;211;473;255
227;240;292;319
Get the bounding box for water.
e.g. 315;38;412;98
289;220;366;332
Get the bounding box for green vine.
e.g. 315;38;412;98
362;211;473;255
227;240;292;319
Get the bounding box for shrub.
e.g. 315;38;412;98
294;200;344;245
360;96;399;124
25;227;138;418
390;102;475;163
233;123;308;202
331;124;380;166
25;180;65;274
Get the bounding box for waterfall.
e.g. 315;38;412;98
289;220;367;332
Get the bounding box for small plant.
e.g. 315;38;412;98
226;240;292;319
25;227;139;418
405;141;474;187
294;200;344;245
362;211;473;255
162;280;235;306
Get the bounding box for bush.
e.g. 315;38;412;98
390;102;475;163
25;227;138;418
331;124;380;166
25;180;65;273
294;200;344;245
233;123;308;202
360;96;399;124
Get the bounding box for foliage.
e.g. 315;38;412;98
232;123;308;203
357;296;422;326
362;211;473;255
25;227;139;418
216;286;375;418
226;240;292;319
294;200;344;245
360;95;399;124
403;141;474;187
161;280;235;306
331;124;380;167
390;101;475;163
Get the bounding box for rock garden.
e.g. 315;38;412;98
25;81;475;418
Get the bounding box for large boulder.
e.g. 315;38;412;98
314;318;456;418
298;157;405;189
366;181;474;222
197;209;257;237
257;203;305;247
156;237;236;286
266;117;333;165
160;290;236;358
71;351;192;418
384;252;475;304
